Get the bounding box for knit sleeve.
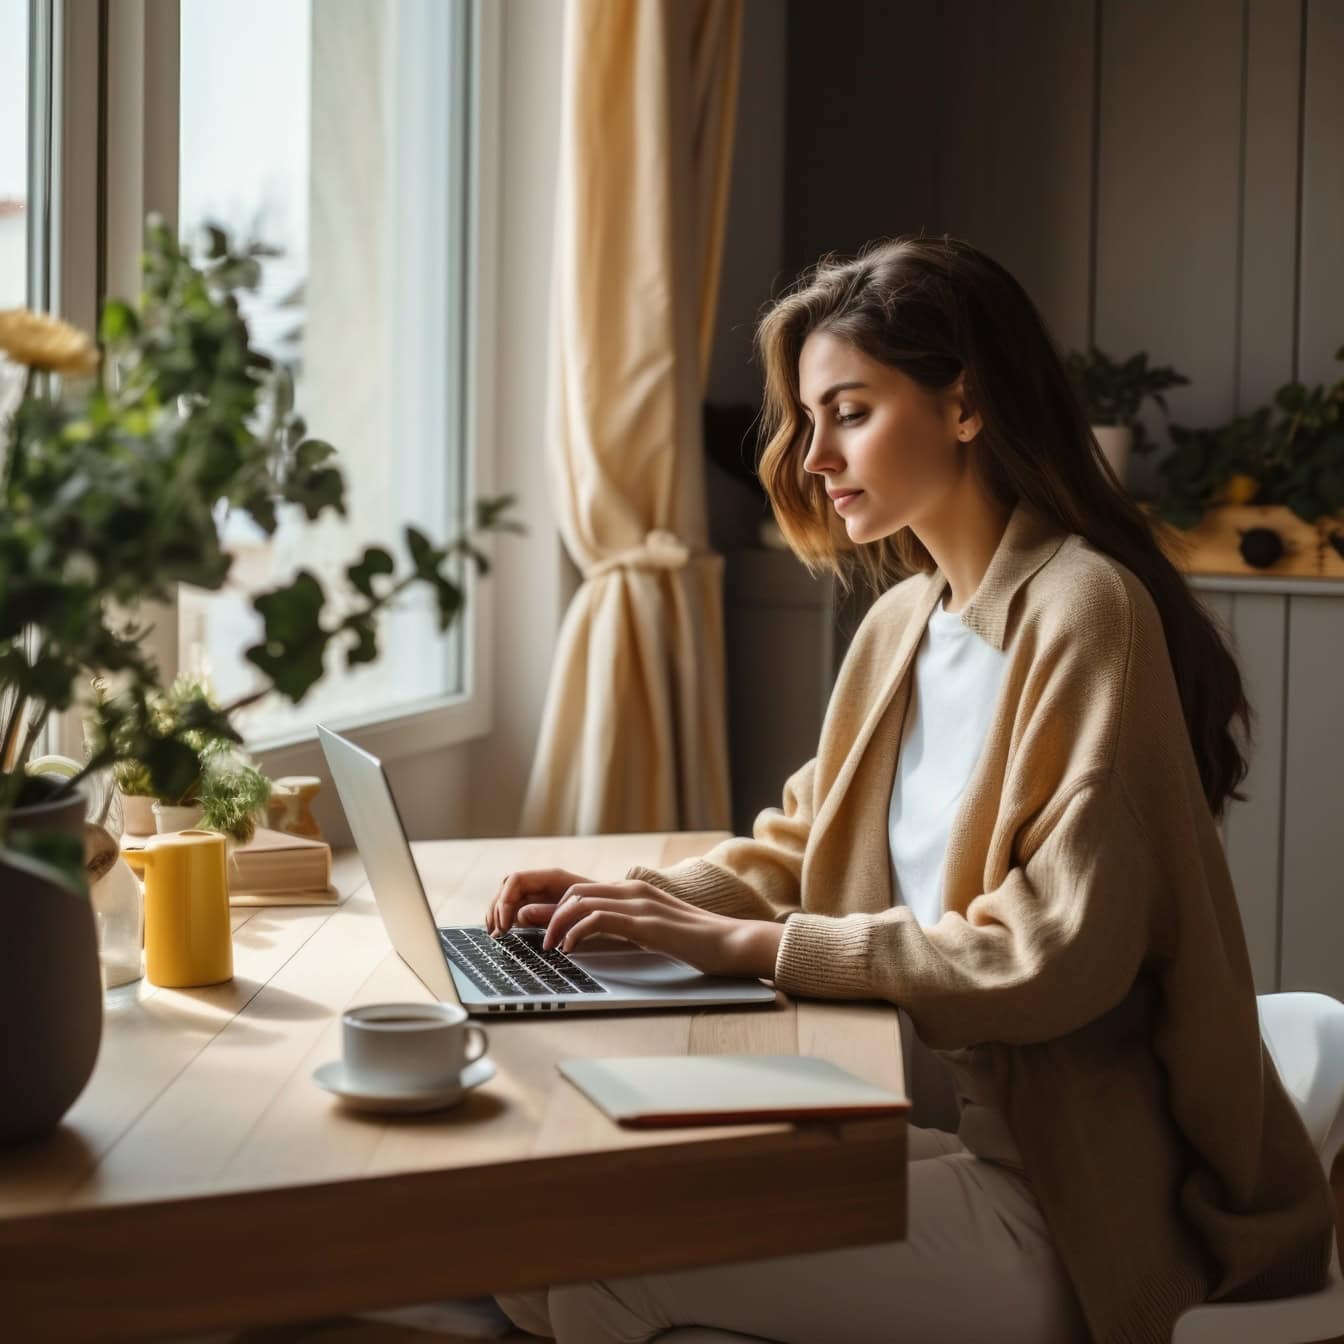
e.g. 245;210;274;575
772;769;1155;1049
623;755;815;924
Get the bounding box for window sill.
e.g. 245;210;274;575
249;689;491;774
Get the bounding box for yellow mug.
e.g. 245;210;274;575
123;829;234;988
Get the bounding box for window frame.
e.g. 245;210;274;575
98;0;501;767
37;0;104;763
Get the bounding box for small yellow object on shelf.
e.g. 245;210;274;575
1217;473;1260;506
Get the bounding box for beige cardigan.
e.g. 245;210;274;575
628;499;1334;1344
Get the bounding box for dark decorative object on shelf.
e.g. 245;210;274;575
1238;527;1286;569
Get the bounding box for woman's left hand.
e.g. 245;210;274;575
520;879;783;981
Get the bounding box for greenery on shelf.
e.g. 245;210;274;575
197;752;271;846
97;675;272;844
1154;347;1344;529
1065;345;1190;455
0;215;522;889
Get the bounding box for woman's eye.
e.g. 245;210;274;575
836;410;865;425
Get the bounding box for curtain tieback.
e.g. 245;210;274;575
586;529;693;581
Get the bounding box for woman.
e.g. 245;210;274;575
487;235;1335;1344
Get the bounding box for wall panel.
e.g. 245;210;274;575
1298;0;1344;388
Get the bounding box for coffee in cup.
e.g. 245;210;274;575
341;1001;487;1093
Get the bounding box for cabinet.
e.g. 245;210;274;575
1191;576;1344;998
723;551;1344;1001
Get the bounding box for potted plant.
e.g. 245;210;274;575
1153;347;1344;573
0;216;521;1145
100;675;272;841
1065;345;1190;489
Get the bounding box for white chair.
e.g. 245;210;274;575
493;994;1344;1344
1171;990;1344;1342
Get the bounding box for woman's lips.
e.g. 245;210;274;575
831;489;864;512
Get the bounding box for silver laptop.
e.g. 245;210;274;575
317;725;777;1016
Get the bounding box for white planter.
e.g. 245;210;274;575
1092;425;1134;489
153;801;205;834
119;793;158;837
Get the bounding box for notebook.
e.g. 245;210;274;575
556;1054;910;1128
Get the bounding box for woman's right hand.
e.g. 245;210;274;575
486;868;596;938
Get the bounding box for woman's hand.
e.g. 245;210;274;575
487;870;783;981
487;868;593;939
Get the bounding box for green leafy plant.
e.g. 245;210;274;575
101;675;228;802
95;674;272;842
1066;346;1190;455
197;751;271;845
0;216;523;888
1155;347;1344;529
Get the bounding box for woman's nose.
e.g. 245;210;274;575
802;426;840;476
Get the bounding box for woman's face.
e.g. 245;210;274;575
797;330;981;544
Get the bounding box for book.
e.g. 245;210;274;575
226;826;332;895
556;1054;910;1128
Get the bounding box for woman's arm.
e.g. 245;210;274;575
624;755;817;924
770;770;1157;1049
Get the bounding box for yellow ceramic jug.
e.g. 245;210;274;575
123;829;233;988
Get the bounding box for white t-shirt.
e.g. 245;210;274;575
889;586;1022;1166
888;586;1007;926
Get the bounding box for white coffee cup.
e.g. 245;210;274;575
341;1001;487;1093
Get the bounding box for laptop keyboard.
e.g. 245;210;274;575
439;926;608;998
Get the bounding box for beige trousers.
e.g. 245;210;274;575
493;1122;1090;1344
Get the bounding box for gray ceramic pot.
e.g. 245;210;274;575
0;780;102;1146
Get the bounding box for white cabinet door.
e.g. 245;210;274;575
1280;595;1344;997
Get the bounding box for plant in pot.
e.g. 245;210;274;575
0;216;521;1146
1154;346;1344;569
1065;345;1190;491
102;674;272;841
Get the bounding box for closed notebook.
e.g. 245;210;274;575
557;1054;910;1128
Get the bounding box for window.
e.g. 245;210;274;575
174;0;482;750
0;0;29;308
6;1;98;766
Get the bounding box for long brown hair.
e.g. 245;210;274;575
754;233;1250;819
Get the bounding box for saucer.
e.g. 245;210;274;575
312;1054;496;1114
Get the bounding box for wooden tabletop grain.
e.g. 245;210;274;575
0;832;909;1342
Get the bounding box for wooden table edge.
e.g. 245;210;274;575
6;1116;906;1342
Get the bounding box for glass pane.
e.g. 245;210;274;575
177;0;469;744
0;0;28;308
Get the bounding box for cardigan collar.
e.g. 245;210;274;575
936;497;1070;651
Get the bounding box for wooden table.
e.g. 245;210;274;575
0;833;908;1342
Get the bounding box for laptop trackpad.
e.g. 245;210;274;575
569;949;703;987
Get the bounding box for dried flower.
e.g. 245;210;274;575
0;307;100;376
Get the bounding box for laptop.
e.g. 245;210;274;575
317;724;778;1016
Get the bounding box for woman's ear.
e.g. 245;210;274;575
947;373;983;443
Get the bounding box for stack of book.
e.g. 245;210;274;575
226;827;337;906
